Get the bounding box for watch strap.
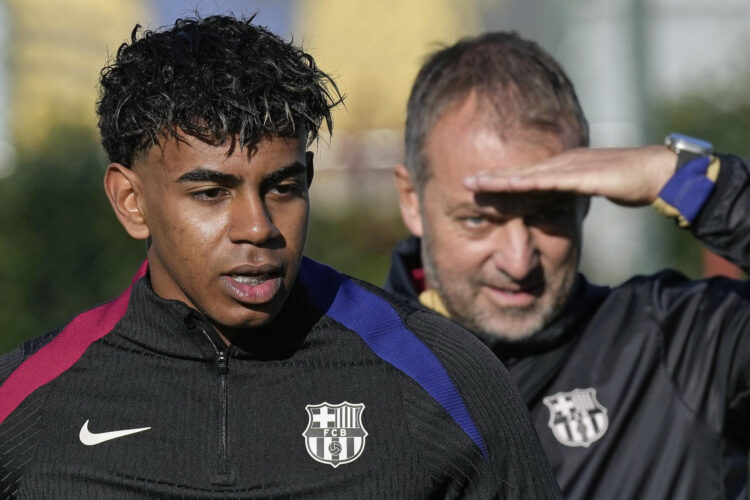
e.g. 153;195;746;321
665;133;714;171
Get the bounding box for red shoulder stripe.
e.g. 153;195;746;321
0;261;148;425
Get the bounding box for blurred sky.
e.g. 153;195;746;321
153;0;292;35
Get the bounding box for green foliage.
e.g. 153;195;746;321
0;126;144;354
306;207;408;285
651;96;750;156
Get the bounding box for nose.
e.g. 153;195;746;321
491;217;538;280
227;194;281;246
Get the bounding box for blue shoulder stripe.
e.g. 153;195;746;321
298;257;488;458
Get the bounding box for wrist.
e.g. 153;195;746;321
651;134;714;204
646;145;679;201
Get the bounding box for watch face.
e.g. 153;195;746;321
666;133;713;155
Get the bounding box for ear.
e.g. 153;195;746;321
103;163;151;240
394;164;423;237
305;151;314;187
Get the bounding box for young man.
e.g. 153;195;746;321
0;17;561;498
387;32;750;499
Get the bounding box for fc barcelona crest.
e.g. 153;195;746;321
543;388;608;448
303;402;368;467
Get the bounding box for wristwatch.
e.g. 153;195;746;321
665;133;713;170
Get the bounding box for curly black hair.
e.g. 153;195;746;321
97;15;343;167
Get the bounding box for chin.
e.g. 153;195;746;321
483;279;576;342
235;312;278;329
464;316;535;342
459;304;553;343
486;324;544;343
211;305;281;331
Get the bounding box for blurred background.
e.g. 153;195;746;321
1;0;748;353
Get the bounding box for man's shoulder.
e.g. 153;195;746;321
354;276;498;363
0;330;59;385
596;269;750;355
612;268;750;307
354;279;562;498
298;258;510;390
350;277;519;430
347;276;537;475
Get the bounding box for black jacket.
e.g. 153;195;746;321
384;154;750;500
0;257;561;499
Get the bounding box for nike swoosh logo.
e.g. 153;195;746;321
79;419;151;446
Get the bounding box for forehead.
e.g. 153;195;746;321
135;133;304;177
423;95;566;183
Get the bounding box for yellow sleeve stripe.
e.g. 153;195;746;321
652;198;691;227
706;157;720;182
418;289;451;318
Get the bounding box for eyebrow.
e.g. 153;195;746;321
259;162;307;191
175;161;307;189
177;168;242;187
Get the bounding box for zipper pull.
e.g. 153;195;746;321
216;352;229;375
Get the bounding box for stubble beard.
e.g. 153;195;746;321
420;231;578;343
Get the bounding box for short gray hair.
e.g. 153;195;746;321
404;32;588;192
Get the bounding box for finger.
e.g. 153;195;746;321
464;158;584;190
465;170;589;193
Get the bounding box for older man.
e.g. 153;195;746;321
387;31;750;499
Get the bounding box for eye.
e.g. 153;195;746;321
460;215;488;229
269;181;304;197
192;188;227;201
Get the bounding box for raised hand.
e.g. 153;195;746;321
463;145;677;206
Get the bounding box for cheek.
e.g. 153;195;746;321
190;217;226;243
272;203;309;241
428;228;490;275
159;207;227;258
421;200;461;244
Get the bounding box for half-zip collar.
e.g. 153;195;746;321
112;272;323;361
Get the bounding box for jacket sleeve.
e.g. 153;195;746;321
687;153;750;272
649;153;750;447
404;309;563;499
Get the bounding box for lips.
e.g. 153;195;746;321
484;287;536;307
482;281;544;308
220;264;284;304
229;274;272;285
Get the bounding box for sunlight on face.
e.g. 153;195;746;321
419;96;584;341
133;134;310;334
